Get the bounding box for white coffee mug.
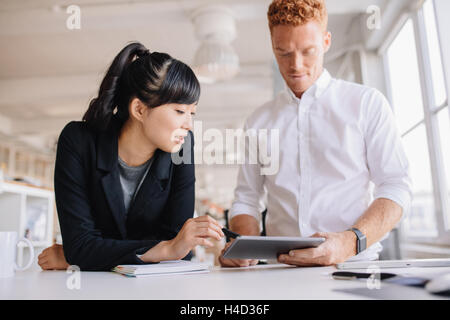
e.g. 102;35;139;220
0;231;35;278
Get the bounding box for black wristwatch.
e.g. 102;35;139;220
347;228;367;254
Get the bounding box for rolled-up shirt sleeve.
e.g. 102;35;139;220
229;122;266;225
363;89;413;219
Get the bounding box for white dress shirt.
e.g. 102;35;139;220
229;69;412;261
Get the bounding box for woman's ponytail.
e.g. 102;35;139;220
82;42;149;131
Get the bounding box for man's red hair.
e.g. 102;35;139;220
268;0;328;32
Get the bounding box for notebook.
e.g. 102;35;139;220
112;260;210;277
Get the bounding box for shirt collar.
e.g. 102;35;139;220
287;68;332;103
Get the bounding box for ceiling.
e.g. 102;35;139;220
0;0;395;153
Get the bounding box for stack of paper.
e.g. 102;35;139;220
112;260;210;277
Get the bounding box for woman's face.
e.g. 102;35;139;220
140;102;197;154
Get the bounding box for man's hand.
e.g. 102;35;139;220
218;214;261;267
277;231;357;266
218;239;259;267
38;244;70;270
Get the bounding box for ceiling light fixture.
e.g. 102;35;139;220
191;5;240;84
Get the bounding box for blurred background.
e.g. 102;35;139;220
0;0;449;266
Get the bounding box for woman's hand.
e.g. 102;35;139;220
166;215;225;260
38;244;70;270
141;215;225;262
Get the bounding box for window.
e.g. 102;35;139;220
386;18;437;236
424;0;450;229
401;124;437;235
387;19;424;134
437;108;450;226
423;0;447;108
384;0;449;242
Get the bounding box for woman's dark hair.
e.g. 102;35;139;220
83;42;201;131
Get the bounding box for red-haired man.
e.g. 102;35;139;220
220;0;412;267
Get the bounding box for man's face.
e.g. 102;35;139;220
271;21;331;98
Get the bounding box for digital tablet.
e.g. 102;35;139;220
222;236;326;260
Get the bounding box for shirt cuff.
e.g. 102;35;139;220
229;202;262;225
374;186;412;221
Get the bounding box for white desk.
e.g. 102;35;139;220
1;263;449;300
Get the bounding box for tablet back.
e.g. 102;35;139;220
223;236;326;260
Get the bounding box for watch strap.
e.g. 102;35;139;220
348;228;367;254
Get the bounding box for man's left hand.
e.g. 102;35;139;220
277;231;357;266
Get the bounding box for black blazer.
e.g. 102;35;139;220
54;117;195;271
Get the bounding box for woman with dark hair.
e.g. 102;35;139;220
37;42;224;271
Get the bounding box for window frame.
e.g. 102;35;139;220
380;1;450;245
